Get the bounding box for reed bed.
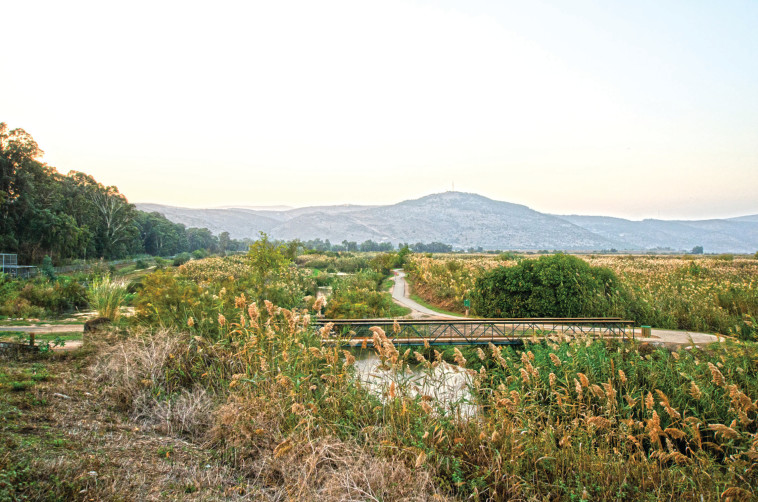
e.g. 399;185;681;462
407;254;758;336
87;275;128;320
109;294;757;499
103;253;758;499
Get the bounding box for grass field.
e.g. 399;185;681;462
406;253;758;336
2;252;757;501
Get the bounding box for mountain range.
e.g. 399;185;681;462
136;192;758;253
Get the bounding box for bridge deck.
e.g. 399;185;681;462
315;318;636;347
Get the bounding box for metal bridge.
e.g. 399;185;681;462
315;317;636;347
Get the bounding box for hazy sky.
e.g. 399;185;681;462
3;0;757;219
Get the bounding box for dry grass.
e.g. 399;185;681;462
84;324;450;501
2;331;448;501
213;396;448;501
90;328;186;408
0;350;264;501
10;250;758;501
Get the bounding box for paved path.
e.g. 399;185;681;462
390;270;722;346
633;328;723;346
0;324;84;333
0;324;84;351
391;269;466;319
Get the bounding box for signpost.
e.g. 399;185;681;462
464;299;470;316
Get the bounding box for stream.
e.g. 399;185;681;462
349;348;478;417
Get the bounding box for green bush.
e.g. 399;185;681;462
324;270;407;318
0;277;87;317
298;253;372;273
471;254;626;318
369;252;402;275
134;270;204;327
173;252;192;266
730;315;757;342
41;255;56;281
88;275;129;321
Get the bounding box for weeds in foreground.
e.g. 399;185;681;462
87;275;128;320
93;303;447;500
89;291;758;500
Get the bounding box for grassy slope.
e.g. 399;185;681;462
404;277;469;317
0;348;261;501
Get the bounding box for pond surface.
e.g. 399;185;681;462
349;348;477;417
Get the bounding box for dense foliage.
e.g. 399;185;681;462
408;253;758;338
404;254;500;311
5;246;758;500
0;122;246;264
323;269;408;318
93;292;758;501
301;238;451;253
472;254;626;318
0;275;87;318
135;251;314;335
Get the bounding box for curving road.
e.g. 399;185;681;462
390;269;466;319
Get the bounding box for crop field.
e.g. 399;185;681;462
406;253;758;337
2;250;758;501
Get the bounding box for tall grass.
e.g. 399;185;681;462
96;302;448;500
105;288;758;499
107;255;758;499
407;254;758;336
87;275;128;320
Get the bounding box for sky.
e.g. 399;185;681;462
2;0;757;220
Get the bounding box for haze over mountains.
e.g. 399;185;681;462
137;192;758;253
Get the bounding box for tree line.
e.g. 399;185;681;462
0;123;247;264
1;122;459;264
302;238;453;253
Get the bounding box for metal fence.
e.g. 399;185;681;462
0;253;153;280
315;317;636;347
0;254;38;279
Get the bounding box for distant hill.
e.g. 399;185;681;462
558;215;758;253
729;214;758;224
215;205;294;211
136;193;758;252
137;204;280;238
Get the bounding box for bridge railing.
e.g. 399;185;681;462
314;317;636;347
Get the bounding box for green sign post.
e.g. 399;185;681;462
464;299;471;308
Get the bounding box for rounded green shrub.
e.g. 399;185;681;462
471;254;626;318
173;252;192;266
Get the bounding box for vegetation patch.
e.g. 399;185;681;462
407;253;758;339
471;253;626;318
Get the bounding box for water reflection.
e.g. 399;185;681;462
350;348;477;418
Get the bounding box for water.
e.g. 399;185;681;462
350;349;478;417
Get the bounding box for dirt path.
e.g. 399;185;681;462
632;328;722;347
390;270;722;346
